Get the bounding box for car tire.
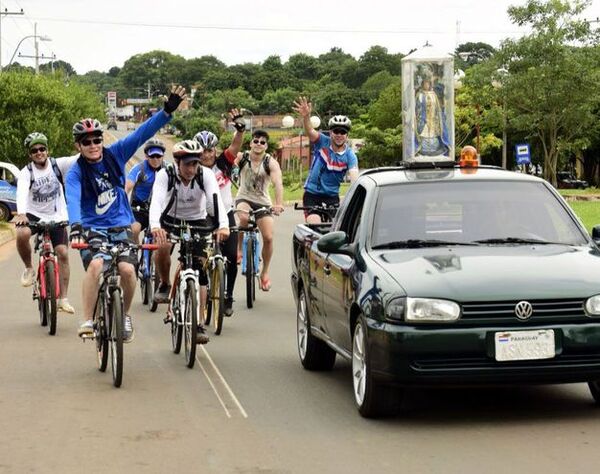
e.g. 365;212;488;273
352;316;402;418
297;286;336;371
589;381;600;405
0;203;10;222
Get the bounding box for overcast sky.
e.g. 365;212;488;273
1;0;599;74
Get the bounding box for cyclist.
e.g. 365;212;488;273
13;132;78;313
234;130;284;292
125;137;167;243
149;140;229;344
66;85;187;341
292;96;359;224
194;108;245;316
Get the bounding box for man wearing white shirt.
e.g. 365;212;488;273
13;132;78;313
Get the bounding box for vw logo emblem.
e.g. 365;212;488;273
515;301;533;320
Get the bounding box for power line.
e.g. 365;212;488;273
28;16;523;36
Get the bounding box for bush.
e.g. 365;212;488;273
0;71;104;167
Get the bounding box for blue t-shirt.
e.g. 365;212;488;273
304;133;358;196
127;160;159;203
66;110;171;229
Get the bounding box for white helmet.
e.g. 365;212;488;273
328;115;352;131
172;139;203;160
194;130;219;149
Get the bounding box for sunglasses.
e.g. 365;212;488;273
30;146;47;154
252;139;267;145
331;128;348;136
148;154;163;159
80;137;103;147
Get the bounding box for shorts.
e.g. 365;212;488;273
132;209;149;231
234;199;272;220
302;192;340;219
80;227;137;271
27;213;68;248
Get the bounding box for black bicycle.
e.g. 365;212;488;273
73;240;157;387
294;202;339;223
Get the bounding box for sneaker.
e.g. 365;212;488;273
78;320;94;338
224;297;233;317
123;314;134;343
196;325;210;344
153;283;171;304
21;268;36;287
58;298;75;314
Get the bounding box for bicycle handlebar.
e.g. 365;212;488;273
293;202;338;212
71;242;158;251
21;220;69;230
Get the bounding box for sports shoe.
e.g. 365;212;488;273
123;314;134;343
78;320;94;338
21;267;36;287
58;298;75;314
153;283;171;304
224;297;234;317
196;325;210;344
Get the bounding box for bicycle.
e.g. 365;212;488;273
72;240;157;387
132;205;159;311
233;207;271;309
293;202;339;223
202;234;227;335
28;221;68;336
165;220;217;368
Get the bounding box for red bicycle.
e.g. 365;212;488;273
29;221;68;336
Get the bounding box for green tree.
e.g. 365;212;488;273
119;50;186;95
496;0;600;184
0;71;104;167
313;81;360;117
285;53;320;80
204;88;258;114
170;110;222;140
361;71;399;103
260;87;298;114
39;60;76;76
368;81;402;130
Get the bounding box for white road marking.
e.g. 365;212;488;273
196;355;232;418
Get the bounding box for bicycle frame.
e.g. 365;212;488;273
36;233;60;300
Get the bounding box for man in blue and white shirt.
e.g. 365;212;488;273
66;86;186;341
293;96;358;224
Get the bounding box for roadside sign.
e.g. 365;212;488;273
515;143;531;165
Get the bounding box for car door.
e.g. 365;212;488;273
322;185;367;351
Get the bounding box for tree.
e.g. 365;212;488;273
313;81;360;118
39;60;76;76
260;87;298;114
361;71;399;103
0;71;104;167
496;0;600;184
119;50;186;95
285;53;320;80
368;81;402;130
204;88;258;114
455;42;496;69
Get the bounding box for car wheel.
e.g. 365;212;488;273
352;316;402;418
0;203;10;222
297;287;336;371
589;381;600;405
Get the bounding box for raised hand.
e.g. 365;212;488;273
163;85;187;114
229;108;246;132
292;96;312;118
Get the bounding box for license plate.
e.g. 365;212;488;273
494;329;555;362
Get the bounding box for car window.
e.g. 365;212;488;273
372;180;588;247
340;185;367;243
0;168;17;186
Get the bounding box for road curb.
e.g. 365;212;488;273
0;225;16;247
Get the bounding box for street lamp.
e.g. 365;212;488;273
7;34;51;69
492;68;509;169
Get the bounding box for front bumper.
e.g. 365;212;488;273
367;319;600;385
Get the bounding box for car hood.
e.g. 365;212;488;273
374;245;600;301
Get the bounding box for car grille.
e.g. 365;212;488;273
459;298;589;325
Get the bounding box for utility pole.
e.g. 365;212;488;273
34;22;38;73
0;1;25;71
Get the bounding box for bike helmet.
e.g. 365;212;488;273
24;132;48;149
172;140;203;161
143;137;166;155
328;115;352;131
72;118;103;141
194;131;219;149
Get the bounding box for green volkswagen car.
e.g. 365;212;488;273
291;165;600;417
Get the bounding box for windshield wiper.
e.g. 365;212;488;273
372;239;479;249
473;237;562;245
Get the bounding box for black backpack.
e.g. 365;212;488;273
238;152;271;176
160;162;204;220
130;161;165;205
27;157;63;190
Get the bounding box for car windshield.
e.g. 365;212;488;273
371;180;588;248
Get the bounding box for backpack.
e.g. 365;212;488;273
27;157;63;190
160;162;204;220
238;151;271;176
130;161;164;205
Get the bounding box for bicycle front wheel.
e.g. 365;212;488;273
44;260;58;336
246;236;254;309
96;296;109;372
109;289;124;387
139;251;148;305
145;255;156;308
170;282;182;354
37;270;47;327
210;259;225;335
183;279;198;369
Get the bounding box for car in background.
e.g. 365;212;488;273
557;171;589;189
0;162;19;221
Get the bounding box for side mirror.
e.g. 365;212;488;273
317;231;354;257
592;225;600;245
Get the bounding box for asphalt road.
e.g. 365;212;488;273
2;195;600;472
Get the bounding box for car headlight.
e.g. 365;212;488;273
585;295;600;316
385;297;406;321
405;297;461;323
